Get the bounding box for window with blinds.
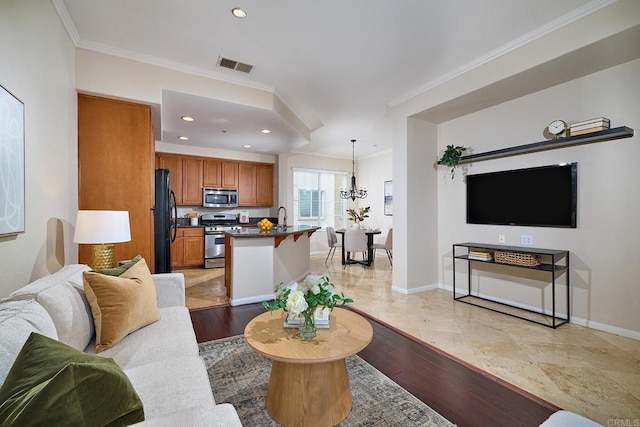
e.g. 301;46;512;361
293;168;347;229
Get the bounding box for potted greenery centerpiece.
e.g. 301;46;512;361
346;206;370;229
263;275;353;339
437;145;466;179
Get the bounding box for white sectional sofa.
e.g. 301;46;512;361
0;264;241;426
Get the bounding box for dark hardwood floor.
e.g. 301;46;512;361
190;304;559;427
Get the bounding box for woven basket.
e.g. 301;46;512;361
494;251;541;267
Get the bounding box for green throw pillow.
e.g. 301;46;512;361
0;332;144;426
91;254;142;276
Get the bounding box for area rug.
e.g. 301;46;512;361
199;335;454;426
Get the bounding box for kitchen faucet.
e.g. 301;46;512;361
277;206;287;230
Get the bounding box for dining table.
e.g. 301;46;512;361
335;228;381;266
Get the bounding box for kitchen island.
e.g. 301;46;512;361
224;225;320;306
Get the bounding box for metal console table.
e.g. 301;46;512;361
453;242;570;328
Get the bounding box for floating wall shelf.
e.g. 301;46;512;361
458;126;634;164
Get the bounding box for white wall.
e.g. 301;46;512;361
358;151;393;245
0;0;77;295
437;58;640;336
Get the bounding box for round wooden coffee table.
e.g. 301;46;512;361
244;307;373;427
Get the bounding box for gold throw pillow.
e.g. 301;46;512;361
83;258;161;353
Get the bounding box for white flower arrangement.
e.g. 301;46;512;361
263;275;353;317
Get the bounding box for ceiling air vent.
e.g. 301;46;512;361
217;57;254;74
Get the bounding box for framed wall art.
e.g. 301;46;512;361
0;84;25;236
384;180;392;216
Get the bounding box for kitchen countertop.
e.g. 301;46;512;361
225;225;320;238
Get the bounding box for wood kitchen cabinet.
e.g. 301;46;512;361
156;154;203;205
156;154;183;204
78;94;154;270
238;163;257;206
172;227;204;268
238;162;274;207
221;161;239;188
182;158;203;205
203;160;222;187
204;159;239;189
256;164;274;206
157;152;273;207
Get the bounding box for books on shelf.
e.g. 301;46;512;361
570;117;610;128
283;307;331;329
569;117;610;135
468;250;493;261
569;126;609;136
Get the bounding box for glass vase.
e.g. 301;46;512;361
298;310;317;339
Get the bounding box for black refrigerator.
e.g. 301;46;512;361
154;169;177;273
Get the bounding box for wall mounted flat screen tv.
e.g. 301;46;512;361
466;163;577;228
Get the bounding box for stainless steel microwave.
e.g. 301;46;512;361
202;188;238;208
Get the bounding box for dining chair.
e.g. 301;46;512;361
325;227;341;263
371;228;392;266
343;229;368;268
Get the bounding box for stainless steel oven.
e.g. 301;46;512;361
204;231;226;269
201;213;239;269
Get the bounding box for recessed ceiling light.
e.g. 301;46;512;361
243;145;251;148
178;136;189;141
260;129;271;134
181;116;194;122
231;8;247;18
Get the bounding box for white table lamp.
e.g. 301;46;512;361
73;210;131;269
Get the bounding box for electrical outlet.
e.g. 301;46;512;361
521;235;533;245
498;234;506;244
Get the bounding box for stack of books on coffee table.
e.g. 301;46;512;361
283;307;331;328
468;251;493;261
569;117;610;136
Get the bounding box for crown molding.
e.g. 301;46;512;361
51;0;80;44
388;0;618;108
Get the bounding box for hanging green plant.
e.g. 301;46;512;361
437;145;466;179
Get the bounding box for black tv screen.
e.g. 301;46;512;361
466;163;577;228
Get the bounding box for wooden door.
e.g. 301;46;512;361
182;158;203;205
221;161;239;188
156;154;183;204
238;163;256;206
256;164;274;206
78;94;154;269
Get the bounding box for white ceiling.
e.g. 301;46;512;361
58;0;596;159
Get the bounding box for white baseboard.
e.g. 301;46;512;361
230;293;274;307
438;283;640;340
569;317;640;340
391;283;439;294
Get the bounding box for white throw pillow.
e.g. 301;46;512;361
0;299;57;384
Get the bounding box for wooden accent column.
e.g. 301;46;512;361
78;94;154;269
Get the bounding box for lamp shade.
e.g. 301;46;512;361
73;210;131;244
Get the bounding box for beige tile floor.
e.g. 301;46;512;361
178;267;228;309
184;253;640;424
311;253;640;425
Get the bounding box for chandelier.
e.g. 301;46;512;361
340;139;367;201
